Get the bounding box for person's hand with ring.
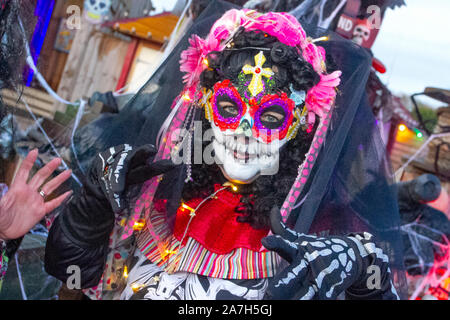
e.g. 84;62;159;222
0;149;73;240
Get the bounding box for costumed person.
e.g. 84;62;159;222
45;3;406;300
0;0;73;290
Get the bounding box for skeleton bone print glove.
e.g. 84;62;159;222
96;144;174;213
45;144;176;288
262;209;400;300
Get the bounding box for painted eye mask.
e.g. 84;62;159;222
252;94;296;143
210;80;296;143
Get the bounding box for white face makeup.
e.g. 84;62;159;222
211;123;286;184
204;51;306;184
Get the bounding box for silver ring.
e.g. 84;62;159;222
39;189;46;199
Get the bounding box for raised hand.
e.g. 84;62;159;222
262;207;399;300
0;149;72;240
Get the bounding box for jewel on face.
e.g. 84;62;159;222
242;51;274;97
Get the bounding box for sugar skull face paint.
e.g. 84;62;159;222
203;51;307;183
205;57;306;183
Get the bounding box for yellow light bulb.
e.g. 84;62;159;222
181;203;195;213
223;182;238;192
161;249;177;260
182;93;191;101
311;36;329;43
131;283;144;293
133;219;146;231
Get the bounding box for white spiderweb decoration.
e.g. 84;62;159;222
402;222;450;300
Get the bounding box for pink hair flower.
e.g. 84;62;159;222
180;35;220;88
305;71;342;124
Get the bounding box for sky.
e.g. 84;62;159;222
371;0;450;108
152;0;180;14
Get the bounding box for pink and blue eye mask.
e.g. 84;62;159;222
210;80;296;143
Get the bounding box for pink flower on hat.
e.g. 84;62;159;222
179;9;342;125
180;35;220;89
305;71;342;124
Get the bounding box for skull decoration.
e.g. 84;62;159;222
204;51;307;184
84;0;111;24
352;24;371;46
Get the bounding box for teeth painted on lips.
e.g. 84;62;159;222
214;131;224;144
237;142;247;153
225;137;237;152
248;142;257;155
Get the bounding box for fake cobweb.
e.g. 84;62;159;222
402;222;450;300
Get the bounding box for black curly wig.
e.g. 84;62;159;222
180;30;323;230
200;28;320;94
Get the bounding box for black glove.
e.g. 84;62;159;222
45;144;176;288
94;144;175;214
262;208;400;300
60;144;175;247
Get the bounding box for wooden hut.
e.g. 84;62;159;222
3;0;186;119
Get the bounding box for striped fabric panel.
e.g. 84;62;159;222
137;232;280;280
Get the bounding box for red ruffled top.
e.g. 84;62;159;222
173;184;270;255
